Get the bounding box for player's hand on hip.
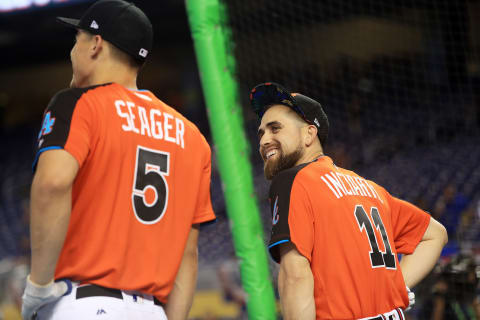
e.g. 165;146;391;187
21;275;71;320
404;286;415;311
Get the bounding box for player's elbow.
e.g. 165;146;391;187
184;246;198;262
282;266;311;284
32;170;74;195
280;259;313;286
425;217;448;247
433;219;448;246
439;223;448;246
181;242;198;272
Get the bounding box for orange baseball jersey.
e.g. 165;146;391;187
268;156;430;319
34;83;216;302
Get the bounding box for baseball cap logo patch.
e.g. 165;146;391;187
90;20;99;29
139;48;148;58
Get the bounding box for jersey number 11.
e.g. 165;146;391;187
354;205;396;269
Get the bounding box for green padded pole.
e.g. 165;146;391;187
185;0;277;319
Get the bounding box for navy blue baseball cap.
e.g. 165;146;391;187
57;0;153;62
250;82;329;146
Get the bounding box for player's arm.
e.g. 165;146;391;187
399;217;448;288
22;149;78;319
30;149;78;285
278;242;315;320
165;224;200;320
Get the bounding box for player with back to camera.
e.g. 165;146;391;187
21;0;216;319
250;82;448;320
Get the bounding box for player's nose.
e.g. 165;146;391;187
259;131;272;147
259;135;274;159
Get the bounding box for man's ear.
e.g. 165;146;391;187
304;125;318;147
91;35;103;58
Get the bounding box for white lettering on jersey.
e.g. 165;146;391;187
345;175;361;195
115;99;185;148
115;100;134;132
324;172;346;197
126;101;140;134
341;173;356;195
366;181;383;203
137;106;152;137
355;177;372;197
321;176;340;198
320;171;382;202
163;112;176;144
334;172;353;195
175;117;185;149
150;109;163;139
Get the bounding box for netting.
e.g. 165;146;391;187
214;0;480;318
1;1;480;318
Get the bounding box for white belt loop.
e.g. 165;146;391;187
123;290;157;306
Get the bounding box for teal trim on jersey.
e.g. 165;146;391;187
129;89;150;92
268;239;290;263
268;239;291;262
186;1;277;319
268;239;290;249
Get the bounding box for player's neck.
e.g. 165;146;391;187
295;148;324;166
90;61;138;90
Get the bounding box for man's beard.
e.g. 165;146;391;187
264;145;304;180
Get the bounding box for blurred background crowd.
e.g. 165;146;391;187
1;0;480;319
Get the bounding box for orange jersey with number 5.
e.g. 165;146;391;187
34;83;216;302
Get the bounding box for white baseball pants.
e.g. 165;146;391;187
36;283;167;320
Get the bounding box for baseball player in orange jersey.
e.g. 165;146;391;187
250;82;448;320
21;1;216;319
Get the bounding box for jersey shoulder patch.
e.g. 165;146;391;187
34;84;111;169
268;163;311;263
45;84;109;118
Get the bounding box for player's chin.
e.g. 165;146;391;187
263;160;277;180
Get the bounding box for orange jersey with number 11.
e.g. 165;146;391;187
268;156;430;319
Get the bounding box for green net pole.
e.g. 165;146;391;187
185;0;277;319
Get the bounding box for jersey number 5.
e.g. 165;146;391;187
132;146;170;224
354;205;396;269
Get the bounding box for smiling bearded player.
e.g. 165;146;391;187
251;82;448;320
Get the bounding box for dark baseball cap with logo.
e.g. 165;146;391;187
250;82;329;146
57;0;153;62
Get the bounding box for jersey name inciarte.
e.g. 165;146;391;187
320;170;383;202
